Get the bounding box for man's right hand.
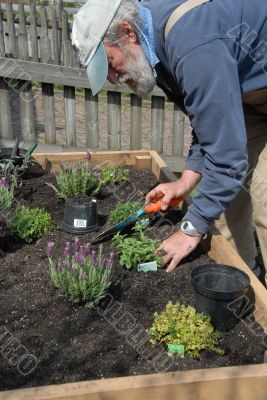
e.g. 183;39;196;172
145;170;202;211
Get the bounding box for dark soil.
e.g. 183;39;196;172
0;167;266;391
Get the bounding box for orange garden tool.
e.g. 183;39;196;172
91;198;181;244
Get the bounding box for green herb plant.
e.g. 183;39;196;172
112;224;163;269
11;206;53;243
100;164;129;187
0;177;14;210
109;201;142;224
147;301;224;359
47;239;114;308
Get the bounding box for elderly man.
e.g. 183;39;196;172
72;0;267;279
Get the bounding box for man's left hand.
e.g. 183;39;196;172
157;231;201;273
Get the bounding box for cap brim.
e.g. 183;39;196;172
86;42;108;96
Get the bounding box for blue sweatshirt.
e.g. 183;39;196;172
144;0;267;233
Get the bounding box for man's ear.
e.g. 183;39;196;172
119;21;138;44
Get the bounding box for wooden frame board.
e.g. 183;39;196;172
1;150;266;400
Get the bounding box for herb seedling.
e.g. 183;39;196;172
109;201;142;224
0;178;14;210
47;238;114;308
147;301;224;359
112;224;163;269
11;206;53;242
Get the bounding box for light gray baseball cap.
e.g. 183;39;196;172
72;0;122;95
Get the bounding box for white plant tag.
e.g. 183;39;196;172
74;219;87;228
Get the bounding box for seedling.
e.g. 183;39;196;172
147;301;224;359
109;201;143;225
47;239;114;308
0;178;14;210
112;224;163;269
11;206;53;242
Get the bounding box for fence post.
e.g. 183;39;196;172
172;104;185;157
151;95;165;154
107;91;121;150
130;94;142;150
85;89;99;149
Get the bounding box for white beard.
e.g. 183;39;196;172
118;45;156;96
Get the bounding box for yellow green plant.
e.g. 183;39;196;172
147;301;224;359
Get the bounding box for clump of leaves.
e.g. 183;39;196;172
0;177;14;210
47;160;98;200
147;301;224;359
47;238;114;308
100;164;129;187
11;206;53;242
109;201;142;224
112;224;162;269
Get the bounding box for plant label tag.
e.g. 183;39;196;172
74;219;87;228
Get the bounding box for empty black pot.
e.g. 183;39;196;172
191;264;250;331
62;197;99;234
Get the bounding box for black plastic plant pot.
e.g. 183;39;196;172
0;147;27;166
191;264;250;331
62;197;99;234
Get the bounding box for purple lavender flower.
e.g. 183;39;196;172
62;260;69;269
73;237;80;252
47;242;55;257
80;243;90;257
106;252;115;268
72;252;80;264
63;243;71;256
91;250;98;267
70;267;77;276
55;262;62;272
0;177;9;189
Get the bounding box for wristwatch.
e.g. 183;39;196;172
180;220;207;239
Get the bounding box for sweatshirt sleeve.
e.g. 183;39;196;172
185;129;204;173
175;40;248;233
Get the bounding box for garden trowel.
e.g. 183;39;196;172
91;198;181;244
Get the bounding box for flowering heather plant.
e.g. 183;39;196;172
47;238;114;308
0;178;14;210
46;161;98;200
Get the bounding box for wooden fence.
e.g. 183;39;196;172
0;0;186;171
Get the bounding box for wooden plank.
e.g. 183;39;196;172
50;5;59;64
40;6;51;64
149;150;168;181
1;364;267;400
135;155;152;170
42;82;56;144
151;96;165;154
130;94;142;150
5;0;17;57
64;86;76;146
85;89;99;149
18;2;35;143
0;57;166;96
0;77;12;139
107;91;121;150
0;3;5;56
172;104;185;157
29;0;38;62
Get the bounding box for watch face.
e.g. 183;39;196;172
183;222;189;229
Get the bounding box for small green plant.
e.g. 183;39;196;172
100;164;129;186
112;224;162;269
147;301;224;359
109;201;142;224
0;177;14;210
47;238;114;308
47;161;98;200
11;206;53;243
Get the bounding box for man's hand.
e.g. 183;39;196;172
145;170;201;211
157;231;201;272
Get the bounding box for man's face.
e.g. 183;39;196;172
104;42;156;96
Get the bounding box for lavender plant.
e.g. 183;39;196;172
112;224;163;269
47;238;114;308
0;177;14;210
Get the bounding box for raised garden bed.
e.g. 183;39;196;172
0;150;267;400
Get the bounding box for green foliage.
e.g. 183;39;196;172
99;164;129;187
0;186;13;210
112;224;163;269
47;160;129;200
47;161;98;200
11;206;53;243
109;201;142;224
147;301;224;359
47;239;114;308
